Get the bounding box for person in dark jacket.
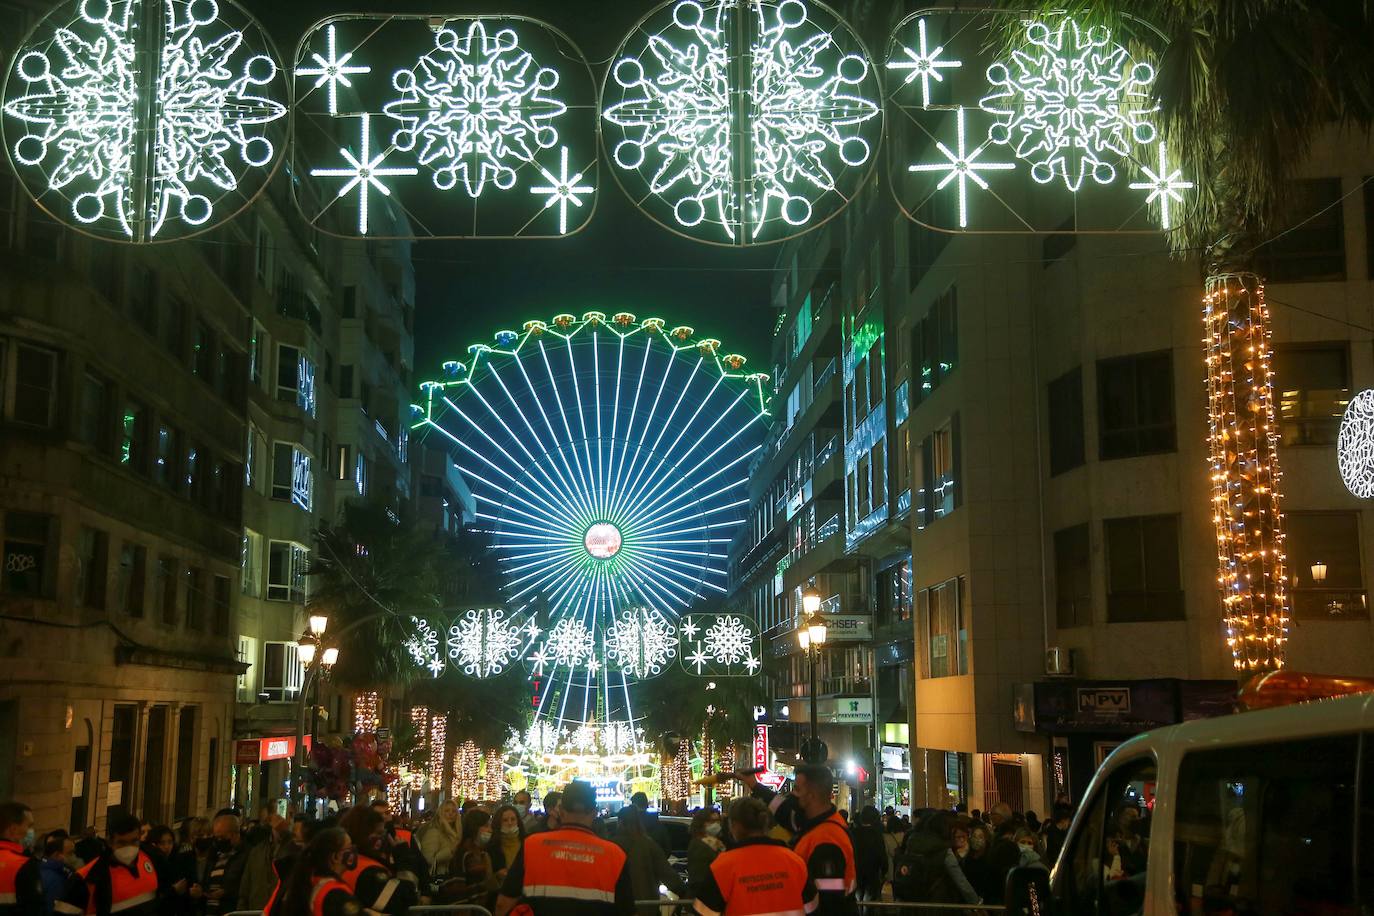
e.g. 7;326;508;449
39;835;76;916
274;828;365;916
850;807;887;901
144;827;186;916
202;816;247;916
893;811;980;906
1041;803;1073;867
611;806;683;902
981;821;1022;905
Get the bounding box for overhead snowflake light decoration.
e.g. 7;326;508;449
2;0;287;241
294;22;369;116
384;20;567;198
405;616;445;677
1129;142;1193;230
886;17;960;108
445;608;530;678
979;18;1158;191
601;0;881;245
1338;390;1374;499
534;618;596;672
909;107;1013;228
678;612;759;675
604;607;678;678
310;113;418;234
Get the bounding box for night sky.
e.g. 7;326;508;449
249;0;777;380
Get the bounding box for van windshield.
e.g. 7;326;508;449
1056;755;1157;916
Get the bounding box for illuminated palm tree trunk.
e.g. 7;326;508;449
1203;272;1289;671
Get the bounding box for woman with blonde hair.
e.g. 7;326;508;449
418;800;461;878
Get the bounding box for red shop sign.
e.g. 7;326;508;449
236;736;312;764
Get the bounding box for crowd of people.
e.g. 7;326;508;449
0;775;1094;915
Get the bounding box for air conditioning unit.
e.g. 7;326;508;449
1044;646;1074;676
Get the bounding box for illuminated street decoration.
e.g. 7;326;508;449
979;18;1158;191
292;16;596;239
384;20;567;197
679;612;759;675
1338;390;1374;499
309;113;417;234
604;607;678;677
415;312;768;734
2;0;287;241
405;616;445;677
294;23;369;116
1129;142;1193;230
908;106;1013;228
886;17;960;108
602;0;881;245
446;608;535;678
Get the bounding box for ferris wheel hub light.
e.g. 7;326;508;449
584;522;623;560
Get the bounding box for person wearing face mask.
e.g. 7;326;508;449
336;807;417;916
56;813;158;916
486;806;524;886
1012;829;1047;870
200;816;246;916
737;764;856;915
0;801;43;916
959;822;996;903
436;811;496;906
511;793;537;835
691;797;816;916
40;834;78;916
686;809;725;893
274;828;364;916
143;827;185;916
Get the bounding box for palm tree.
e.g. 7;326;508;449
995;1;1374;671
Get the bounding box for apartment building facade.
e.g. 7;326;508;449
732;122;1374;813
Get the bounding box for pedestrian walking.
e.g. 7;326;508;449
0;802;43;916
892;811;980;906
690;796;815;916
850;807;886;902
273;828;365;916
492;780;635;915
57;813;158;916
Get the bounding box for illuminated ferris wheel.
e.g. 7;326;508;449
414;312;770;734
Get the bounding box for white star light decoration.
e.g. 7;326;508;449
295;23;370;115
679;613;758;675
887;18;960;107
530;147;594;234
2;0;286;240
909;107;1013;228
1129;142;1192;230
405;616;445;677
310;113;417;234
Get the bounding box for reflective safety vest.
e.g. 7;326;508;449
0;839;39;914
391;830;412;848
792;813;856;898
341;854;399;912
516;825;626;908
308;877;352;916
65;853;159;916
702;840;812;916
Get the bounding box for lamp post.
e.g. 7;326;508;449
799;589;827;763
292;614;336;809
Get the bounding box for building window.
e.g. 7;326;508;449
121;399;149;473
156;556;180;625
336;444;350;480
1047;367;1085;475
1104;514;1184;622
128;264;158;335
261;641;302;702
913;286;957;403
75;526;108;610
249;322;267;389
354;452;367;496
183;444;199;499
154;424;181;489
277;345;316;416
192;320;214;381
877;560;912;627
927;417;959;520
246;423;267;494
241;529;263;597
162;297;185;361
1257;178;1346;283
1275;345;1349;447
116;543;146;616
339;364;354;399
236;636;257;701
918;576;966;678
79;372;111;453
856;453;871;519
1054;524;1092;628
212;576;231;635
1287;511;1366;619
2;511;52;597
8;343;58;428
267;540;308;603
185;567;204;630
1097;351;1176;459
272;442;313;510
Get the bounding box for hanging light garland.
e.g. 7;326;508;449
481;749;506;801
353;692;380;734
661;738;691;803
716;745;737;801
453;741;481;800
429;713;447;783
1203;273;1289;670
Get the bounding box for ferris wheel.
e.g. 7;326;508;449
414;312;770;736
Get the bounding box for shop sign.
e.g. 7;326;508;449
1077;687;1131;715
881;744;907;772
237;736;312;764
818;697;872;723
752;725;769;772
821;615;872;641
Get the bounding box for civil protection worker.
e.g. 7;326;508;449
336;807;417;916
56;814;158;916
0;802;43;916
493;780;634;916
740;764;856;915
692;797;817;916
273;828;365;916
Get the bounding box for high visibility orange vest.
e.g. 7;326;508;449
517;825;626;906
74;853;158;915
392;829;412;847
792;813;856;897
308;877;351;916
708;842;810;915
340;854;386;891
0;840;36;910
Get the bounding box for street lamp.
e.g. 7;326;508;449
309;615;329;637
321;646;339;667
292;616;335;809
798;589;827;763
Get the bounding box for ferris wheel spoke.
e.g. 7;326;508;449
606;345;680;524
592;335;605;510
627;450;756;532
610;357;703;523
434;429;574;528
563;339;599;512
486;365;593;526
502;551;581;593
620;376;744;515
622;396;759;521
620;551;710;600
624;475;751;535
499;545;584;576
539;340;598;514
511;352;600;525
606;340;654;520
632;493;750;536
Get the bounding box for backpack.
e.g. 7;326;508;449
891;832;961;903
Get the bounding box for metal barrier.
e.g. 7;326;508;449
859;904;1007;912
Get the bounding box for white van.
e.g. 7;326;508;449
1008;686;1374;916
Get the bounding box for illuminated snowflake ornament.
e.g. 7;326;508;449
1129;142;1192;230
1338;390;1374;499
678;612;759;675
979;18;1158;191
909;107;1014;228
446;608;529;677
384;20;567;197
405;617;445;678
294;23;369;116
886;18;960;108
535;618;596;672
604;607;678;678
2;0;287;241
602;0;881;244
